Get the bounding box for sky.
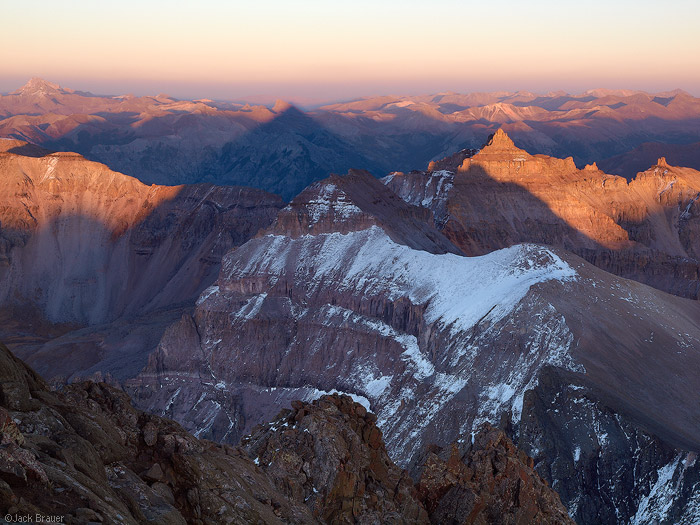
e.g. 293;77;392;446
2;0;699;103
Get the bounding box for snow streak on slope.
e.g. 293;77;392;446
221;226;577;335
632;453;700;525
288;183;363;224
203;227;581;464
382;170;455;226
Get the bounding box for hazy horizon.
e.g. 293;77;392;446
3;0;699;103
2;75;699;109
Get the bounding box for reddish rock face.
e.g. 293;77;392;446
0;145;283;382
0;147;283;325
243;393;429;524
385;130;700;299
416;423;574;525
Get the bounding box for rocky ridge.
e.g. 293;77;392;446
0;144;283;382
416;424;574;524
385;129;700;299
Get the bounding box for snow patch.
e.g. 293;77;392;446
228;227;577;337
304;387;371;411
40;156;59;183
631;454;682;525
196;285;219;305
365;375;393;398
162;387;181;415
306;184;362;224
230;293;267;321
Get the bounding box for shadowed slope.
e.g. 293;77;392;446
0;147;283;324
0;145;283;383
600;140;700;179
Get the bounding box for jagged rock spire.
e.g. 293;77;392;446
486;128;516;148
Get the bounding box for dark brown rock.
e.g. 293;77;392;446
243;393;430;524
416;424;574;524
0;341;318;523
142;463;164;483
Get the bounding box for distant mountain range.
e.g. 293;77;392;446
3;78;700;199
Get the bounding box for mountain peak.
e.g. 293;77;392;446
271;169;461;254
13;77;65;96
657;157;669;167
485;128;516;150
272;99;293;113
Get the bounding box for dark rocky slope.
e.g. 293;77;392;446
0;342;317;523
0;342;572;523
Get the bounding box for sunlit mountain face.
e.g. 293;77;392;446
3;79;700;200
3;76;700;525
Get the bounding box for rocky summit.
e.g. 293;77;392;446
386;129;700;300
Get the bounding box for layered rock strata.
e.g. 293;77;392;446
385;129;700;299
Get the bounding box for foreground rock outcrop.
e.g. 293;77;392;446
417;425;574;524
0;342;572;523
243;394;574;525
0;342;317;523
243;394;429;524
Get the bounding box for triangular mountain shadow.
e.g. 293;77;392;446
203;105;383;200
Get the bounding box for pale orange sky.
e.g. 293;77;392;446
2;0;699;102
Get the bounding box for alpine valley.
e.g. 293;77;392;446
1;82;700;524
